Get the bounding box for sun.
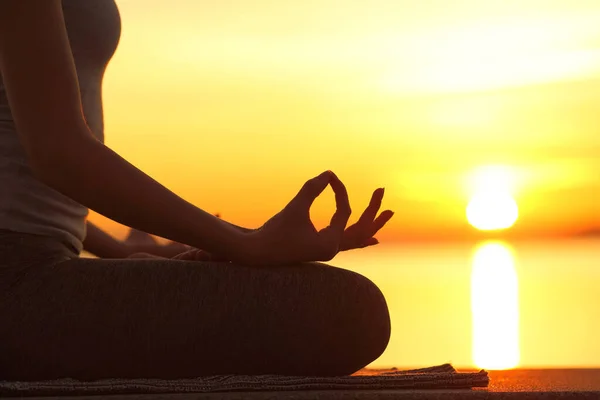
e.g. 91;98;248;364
466;166;519;231
467;193;519;230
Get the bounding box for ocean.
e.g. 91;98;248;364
332;238;600;370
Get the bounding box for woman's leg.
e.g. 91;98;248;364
0;254;390;380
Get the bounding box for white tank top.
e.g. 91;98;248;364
0;0;122;253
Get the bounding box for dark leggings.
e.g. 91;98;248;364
0;231;391;381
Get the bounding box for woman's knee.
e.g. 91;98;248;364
308;265;391;375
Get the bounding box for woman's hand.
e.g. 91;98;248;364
171;248;229;261
239;171;352;265
240;171;394;265
126;248;222;261
339;188;394;251
124;229;190;258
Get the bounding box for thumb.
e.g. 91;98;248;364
292;170;332;208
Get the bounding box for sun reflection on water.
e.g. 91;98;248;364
471;241;520;370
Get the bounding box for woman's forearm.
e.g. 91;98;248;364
221;219;254;233
37;135;248;259
83;221;129;258
84;211;252;260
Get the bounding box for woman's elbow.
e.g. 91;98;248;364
26;136;90;194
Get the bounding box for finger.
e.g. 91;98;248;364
327;172;352;237
173;249;211;261
369;210;395;237
356;188;385;227
293;170;332;208
128;252;164;259
341;235;379;251
172;250;194;260
363;237;379;247
165;241;191;251
191;249;228;262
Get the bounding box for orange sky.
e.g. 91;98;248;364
93;0;600;241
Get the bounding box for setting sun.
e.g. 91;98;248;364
467;166;519;231
467;193;519;231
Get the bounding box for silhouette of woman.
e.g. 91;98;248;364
0;0;393;380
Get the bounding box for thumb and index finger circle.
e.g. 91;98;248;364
293;171;352;231
287;170;353;260
293;170;333;208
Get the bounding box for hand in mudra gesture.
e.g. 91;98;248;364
243;171;394;265
339;186;394;251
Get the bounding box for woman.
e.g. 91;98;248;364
0;0;394;381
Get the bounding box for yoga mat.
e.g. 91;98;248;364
0;364;489;396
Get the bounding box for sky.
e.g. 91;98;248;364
93;0;600;241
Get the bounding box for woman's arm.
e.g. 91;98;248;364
0;1;379;266
84;223;191;259
83;222;129;259
0;1;248;260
